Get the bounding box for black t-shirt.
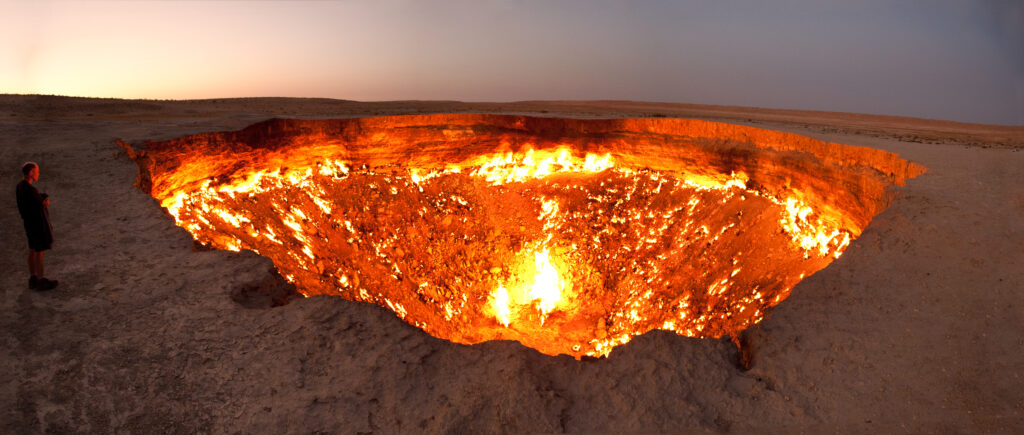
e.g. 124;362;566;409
16;179;47;223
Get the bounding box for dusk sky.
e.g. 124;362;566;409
2;0;1022;125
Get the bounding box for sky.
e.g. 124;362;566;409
2;0;1022;125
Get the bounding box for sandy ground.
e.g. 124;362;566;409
1;95;1022;433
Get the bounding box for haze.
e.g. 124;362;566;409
2;0;1021;125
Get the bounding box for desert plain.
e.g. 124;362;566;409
1;95;1022;433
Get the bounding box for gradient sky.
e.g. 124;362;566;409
2;0;1022;125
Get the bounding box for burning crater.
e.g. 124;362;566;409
126;115;924;358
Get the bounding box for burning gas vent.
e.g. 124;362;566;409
126;115;924;358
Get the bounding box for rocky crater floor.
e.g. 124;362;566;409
1;96;1022;433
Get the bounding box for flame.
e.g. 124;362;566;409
471;147;613;185
147;141;861;358
488;248;566;327
529;249;563;315
779;197;852;258
489;284;511;327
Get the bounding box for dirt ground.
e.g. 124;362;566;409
1;95;1022;433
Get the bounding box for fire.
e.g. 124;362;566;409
488;248;567;327
128;115;922;359
529;249;563;315
151;148;853;357
471;147;613;185
780;197;853;259
489;284;511;327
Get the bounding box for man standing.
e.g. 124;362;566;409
16;162;58;290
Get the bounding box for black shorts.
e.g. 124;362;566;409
24;221;53;252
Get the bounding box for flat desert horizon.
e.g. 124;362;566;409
2;95;1022;432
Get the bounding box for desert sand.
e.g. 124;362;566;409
1;95;1022;433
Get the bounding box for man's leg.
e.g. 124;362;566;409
27;250;39;288
28;250;38;277
31;251;56;290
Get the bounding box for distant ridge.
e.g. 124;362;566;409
2;94;1021;147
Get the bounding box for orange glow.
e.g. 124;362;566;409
489;248;568;328
529;249;564;316
149;147;849;357
471;148;613;185
129;115;923;358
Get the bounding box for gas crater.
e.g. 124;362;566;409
126;115;924;358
